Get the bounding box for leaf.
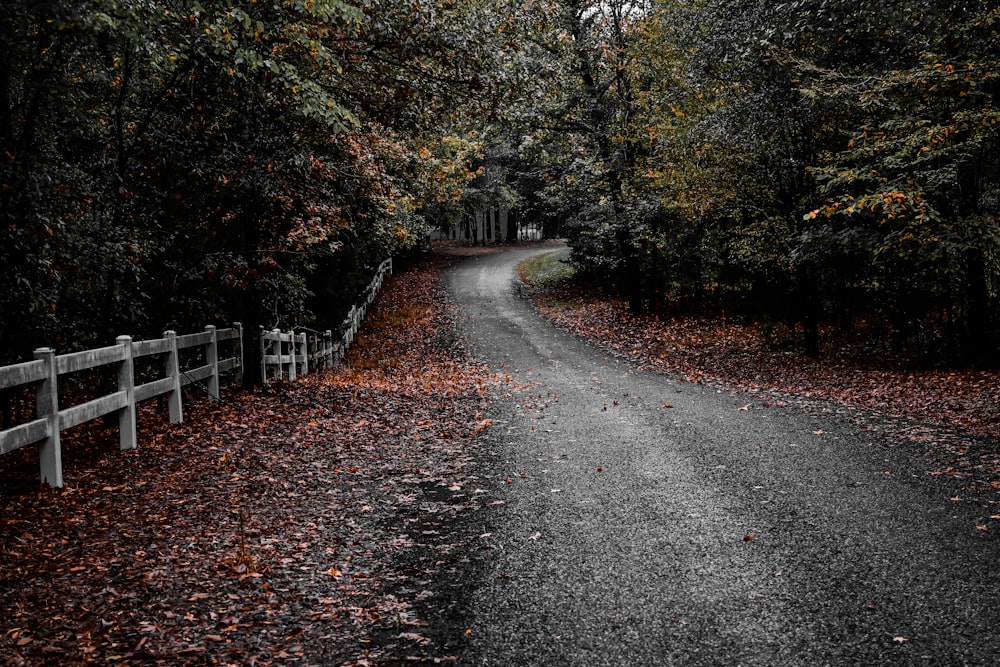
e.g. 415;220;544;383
177;645;206;654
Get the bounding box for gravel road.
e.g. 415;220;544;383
445;246;1000;666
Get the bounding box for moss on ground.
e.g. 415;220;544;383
517;249;576;287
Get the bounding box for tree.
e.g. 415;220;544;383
801;1;1000;363
0;0;500;382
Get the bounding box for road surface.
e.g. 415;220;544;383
445;246;1000;666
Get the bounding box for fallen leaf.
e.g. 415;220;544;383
178;645;206;654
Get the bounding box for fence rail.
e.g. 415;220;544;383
0;325;242;487
0;256;393;487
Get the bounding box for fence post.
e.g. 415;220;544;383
306;333;315;371
285;331;297;381
324;330;333;368
299;332;309;376
34;347;62;488
164;330;183;423
310;333;318;371
117;335;137;450
204;325;219;400
233;322;244;387
260;326;268;383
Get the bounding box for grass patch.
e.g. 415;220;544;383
517;249;577;287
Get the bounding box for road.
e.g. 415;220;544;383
445;246;1000;666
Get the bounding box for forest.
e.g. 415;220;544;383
2;0;998;373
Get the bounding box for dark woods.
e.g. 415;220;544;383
2;0;998;373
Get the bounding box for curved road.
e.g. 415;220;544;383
446;246;1000;666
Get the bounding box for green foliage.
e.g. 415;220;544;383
480;0;999;363
518;249;576;288
0;0;493;373
4;0;997;369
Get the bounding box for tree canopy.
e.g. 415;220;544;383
485;0;999;364
2;0;998;370
0;0;496;373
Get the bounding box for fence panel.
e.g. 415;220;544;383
0;324;244;487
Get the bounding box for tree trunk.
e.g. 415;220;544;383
797;266;821;356
961;246;994;364
239;193;264;389
616;225;643;314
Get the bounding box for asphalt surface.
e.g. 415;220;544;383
445;246;1000;666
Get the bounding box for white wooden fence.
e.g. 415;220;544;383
1;257;393;487
260;328;333;382
0;325;242;488
261;257;392;381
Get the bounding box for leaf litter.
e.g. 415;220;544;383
0;254;504;666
